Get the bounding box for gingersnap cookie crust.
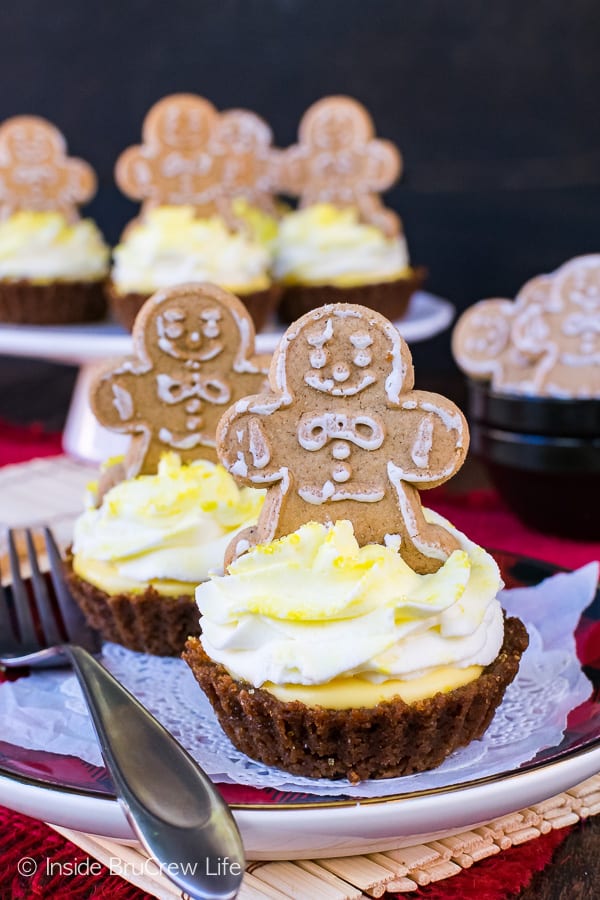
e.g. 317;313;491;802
64;557;199;657
107;280;281;334
277;268;426;324
0;279;106;325
183;615;528;782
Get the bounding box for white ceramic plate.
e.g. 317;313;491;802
1;745;600;860
1;552;599;860
0;291;454;366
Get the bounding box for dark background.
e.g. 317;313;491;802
2;0;600;426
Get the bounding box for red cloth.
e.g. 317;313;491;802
0;419;62;466
0;805;153;899
400;824;570;899
0;427;597;899
428;487;600;571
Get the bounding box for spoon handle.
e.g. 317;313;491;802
66;644;244;900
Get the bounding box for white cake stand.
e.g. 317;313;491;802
0;291;454;462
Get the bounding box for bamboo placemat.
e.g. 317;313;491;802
49;773;600;899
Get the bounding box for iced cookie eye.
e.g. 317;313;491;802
353;349;372;367
350;332;373;368
203;321;220;339
201;309;222;339
164;322;184;339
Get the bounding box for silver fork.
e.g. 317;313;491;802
0;528;244;900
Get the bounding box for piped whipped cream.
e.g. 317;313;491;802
0;211;109;282
112;202;276;295
272;203;411;288
196;511;504;703
73;453;264;596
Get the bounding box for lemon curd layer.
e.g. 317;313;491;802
272;203;412;288
196;516;505;702
264;665;484;709
72;453;265;595
111;200;277;295
72;556;197;598
0;211;109;283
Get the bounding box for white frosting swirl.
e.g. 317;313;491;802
197;510;504;687
272;203;410;287
111;205;274;295
72;454;264;593
0;211;109;282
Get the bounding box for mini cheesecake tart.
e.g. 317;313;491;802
65;565;199;657
276;271;425;324
272;204;424;323
109;202;280;331
184;516;528;780
69;453;265;656
0;211;109;324
184;617;528;782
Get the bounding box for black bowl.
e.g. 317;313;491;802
467;379;600;438
471;421;600;540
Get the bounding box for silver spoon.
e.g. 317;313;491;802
0;528;244;900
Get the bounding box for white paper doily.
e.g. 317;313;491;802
0;564;597;799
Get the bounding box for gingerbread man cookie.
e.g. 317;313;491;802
91;283;270;480
454;264;600;398
0;115;96;222
217;303;469;574
277;95;402;237
115;94;278;229
451;294;542;395
512;256;600;397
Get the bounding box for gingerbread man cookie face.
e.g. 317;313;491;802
451;299;515;381
293;308;412;399
91;283;270;479
278;96;402;237
451;297;540;394
218;304;469;574
0;116;96;222
151;300;232;367
115;94;278;227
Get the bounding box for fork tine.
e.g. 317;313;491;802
25;529;63;647
0;561;17;649
8;530;38;649
43;528;101;652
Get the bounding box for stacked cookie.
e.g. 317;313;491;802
453;255;600;539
